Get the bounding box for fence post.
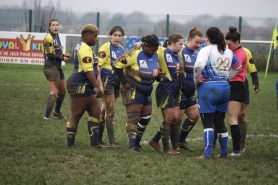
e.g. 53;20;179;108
238;16;242;33
166;14;169;37
29;9;32;32
96;12;100;52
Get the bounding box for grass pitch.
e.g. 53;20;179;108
0;63;278;185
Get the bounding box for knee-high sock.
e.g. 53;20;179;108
160;122;171;152
217;132;228;155
45;94;57;118
54;93;65;113
135;115;151;147
105;116;115;144
203;128;214;157
152;130;162;143
67;121;78;147
178;118;196;143
238;121;247;149
170;123;181;150
230;124;241;152
88;117;100;146
98;117;105;143
126;122;137;148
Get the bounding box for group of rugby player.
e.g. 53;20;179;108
43;19;259;158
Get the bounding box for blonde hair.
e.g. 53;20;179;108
81;24;98;35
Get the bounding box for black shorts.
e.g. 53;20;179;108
229;81;246;103
243;79;250;104
43;62;65;81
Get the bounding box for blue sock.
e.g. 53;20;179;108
135;135;141;146
54;93;65;113
179;118;195;143
203;128;214;157
152;131;161;143
87;119;99;146
45;94;56;118
218;132;228;155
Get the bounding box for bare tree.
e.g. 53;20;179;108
137;27;144;36
22;1;29;32
22;0;55;32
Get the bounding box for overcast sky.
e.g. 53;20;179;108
1;0;278;18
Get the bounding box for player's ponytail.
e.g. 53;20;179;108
206;27;225;54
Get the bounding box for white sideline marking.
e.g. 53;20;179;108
141;134;278;144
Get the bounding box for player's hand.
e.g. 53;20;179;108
95;86;103;98
121;83;132;95
133;42;143;49
63;53;71;62
195;80;204;89
254;85;259;94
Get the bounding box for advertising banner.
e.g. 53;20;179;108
0;31;66;65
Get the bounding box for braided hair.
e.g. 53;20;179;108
141;34;159;47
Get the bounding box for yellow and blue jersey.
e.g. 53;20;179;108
178;45;197;80
114;47;159;85
72;42;94;83
98;41;125;75
243;47;257;74
43;33;63;65
157;46;181;82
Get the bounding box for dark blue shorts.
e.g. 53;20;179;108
43;62;65;80
122;88;152;106
66;73;96;98
179;78;197;109
101;73;120;98
156;81;180;108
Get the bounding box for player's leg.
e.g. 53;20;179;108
238;79;249;152
66;96;88;147
53;77;67;120
43;63;60;120
98;100;108;147
86;94;101;148
200;112;215;158
135;104;152;151
238;103;247;152
179;103;199;150
213;110;228;157
227;101;242;155
170;106;181;152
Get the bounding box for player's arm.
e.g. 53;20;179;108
250;71;259;93
80;49;102;97
248;58;259;94
193;49;207;86
44;36;65;61
228;54;242;80
114;53;136;94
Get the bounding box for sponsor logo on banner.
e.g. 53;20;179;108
0;32;65;65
